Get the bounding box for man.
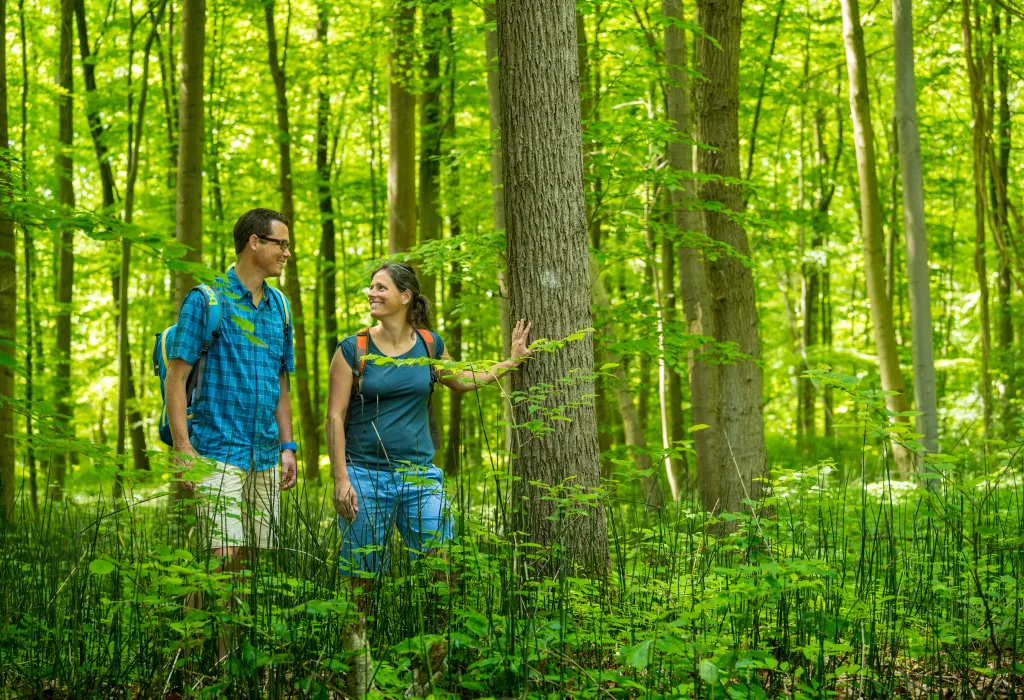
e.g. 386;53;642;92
165;208;298;656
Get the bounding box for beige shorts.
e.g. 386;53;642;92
197;461;280;550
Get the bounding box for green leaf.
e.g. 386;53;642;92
622;638;654;670
232;316;255;333
688;424;709;433
89;559;115;576
242;331;267;348
698;659;719;683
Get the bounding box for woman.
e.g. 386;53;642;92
325;261;532;589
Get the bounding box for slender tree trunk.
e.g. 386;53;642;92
387;2;416;254
266;1;319;478
174;0;205;312
484;2;514;451
664;0;719;499
207;0;226;271
694;0;767;511
498;0;608;571
441;7;460;475
52;0;77;500
840;0;914;473
0;0;15;519
419;0;442;299
661;193;687;494
893;0;939;459
961;0;993;439
316;6;338;382
994;12;1014;430
19;0;37;514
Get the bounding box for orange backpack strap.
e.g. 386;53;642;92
352;329;370;394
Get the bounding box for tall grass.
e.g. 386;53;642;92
3;432;1024;697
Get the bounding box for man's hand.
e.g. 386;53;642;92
280;450;298;491
173;444;199;492
333;479;359;523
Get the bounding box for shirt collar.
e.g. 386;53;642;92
224;267;267;306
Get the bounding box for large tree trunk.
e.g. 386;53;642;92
316;7;338;396
266;1;318;479
497;0;608;572
893;0;939;459
693;0;767;512
663;0;720;502
840;0;913;473
0;0;15;519
52;0;77;500
387;2;416;254
173;0;204;312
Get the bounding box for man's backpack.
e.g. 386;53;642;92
153;283;292;447
350;327;442;452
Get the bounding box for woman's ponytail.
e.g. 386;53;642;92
411;294;432;330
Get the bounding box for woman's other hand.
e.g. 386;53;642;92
333;480;359;522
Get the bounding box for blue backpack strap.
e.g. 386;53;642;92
189;285;224;405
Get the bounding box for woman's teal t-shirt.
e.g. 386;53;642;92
340;330;445;471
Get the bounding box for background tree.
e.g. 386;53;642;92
173;0;204;311
387;1;415;254
694;0;767;512
0;0;15;520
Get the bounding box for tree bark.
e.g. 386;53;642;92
840;0;914;473
173;0;204;312
266;1;319;479
497;0;608;571
893;0;939;458
661;197;687;495
442;7;461;475
52;0;77;500
387;2;416;254
19;0;38;514
995;13;1014;430
0;0;15;519
694;0;767;512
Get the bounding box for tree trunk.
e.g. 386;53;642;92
893;0;939;459
661;198;688;495
174;0;204;312
497;0;608;571
694;0;767;512
663;0;721;504
387;2;416;254
419;0;442;300
442;7;461;475
995;12;1014;430
316;6;338;388
484;2;514;452
52;0;77;500
0;0;14;520
840;0;914;473
266;1;319;479
19;0;37;514
961;0;993;440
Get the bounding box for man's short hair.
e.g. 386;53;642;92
233;208;290;254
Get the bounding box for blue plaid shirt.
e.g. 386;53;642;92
167;269;294;472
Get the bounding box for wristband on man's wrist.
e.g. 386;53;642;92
280;441;298;453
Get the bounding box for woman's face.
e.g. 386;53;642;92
367;270;411;320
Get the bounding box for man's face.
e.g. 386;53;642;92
251;220;291;277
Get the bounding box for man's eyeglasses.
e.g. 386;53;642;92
258;235;291;252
